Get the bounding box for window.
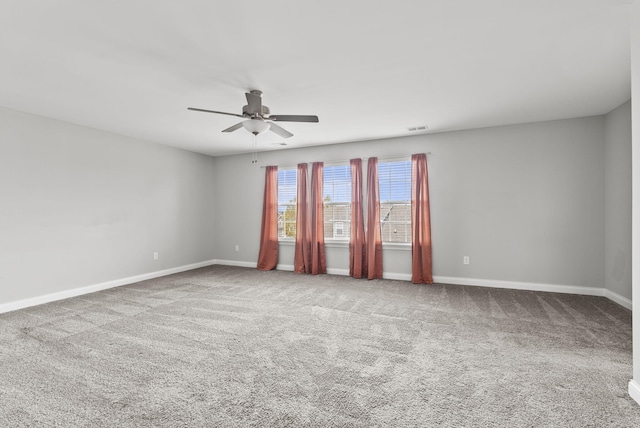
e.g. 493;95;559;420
323;164;351;240
277;169;297;239
378;160;411;243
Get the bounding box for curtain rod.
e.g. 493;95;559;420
259;153;431;169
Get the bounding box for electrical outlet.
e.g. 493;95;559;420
463;256;469;265
153;252;158;260
235;245;240;252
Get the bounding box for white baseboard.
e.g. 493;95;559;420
383;272;413;281
0;259;216;315
213;259;257;269
629;380;640;405
604;289;632;310
1;258;632;314
434;276;632;310
216;259;631;309
434;275;603;296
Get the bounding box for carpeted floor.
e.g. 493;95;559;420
0;265;639;427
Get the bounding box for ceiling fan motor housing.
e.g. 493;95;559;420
243;104;270;117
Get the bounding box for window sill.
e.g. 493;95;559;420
325;240;349;248
382;242;411;251
278;240;411;251
279;239;350;247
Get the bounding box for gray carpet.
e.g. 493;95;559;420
1;265;639;427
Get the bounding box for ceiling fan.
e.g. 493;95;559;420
188;90;319;139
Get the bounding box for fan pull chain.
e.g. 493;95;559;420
251;134;258;164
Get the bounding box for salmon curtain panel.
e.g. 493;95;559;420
366;157;383;279
349;158;367;278
411;153;433;284
294;163;311;273
257;166;278;270
309;162;327;274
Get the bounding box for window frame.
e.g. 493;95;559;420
277;168;298;242
274;159;414;248
322;163;352;243
377;159;412;246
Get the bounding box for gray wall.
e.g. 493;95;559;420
0;107;216;304
631;0;640;385
604;100;632;300
214;116;606;288
0;104;619;307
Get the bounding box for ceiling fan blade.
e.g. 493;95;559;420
268;115;319;123
268;122;294;139
245;91;262;115
188;107;245;118
222;122;244;133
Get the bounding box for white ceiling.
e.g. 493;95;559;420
0;1;632;157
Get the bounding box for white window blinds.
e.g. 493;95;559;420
277;169;297;239
323;164;351;240
378;160;411;243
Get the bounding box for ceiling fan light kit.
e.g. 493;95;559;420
188;90;319;139
242;119;270;135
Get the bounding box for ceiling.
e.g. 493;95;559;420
0;0;632;157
